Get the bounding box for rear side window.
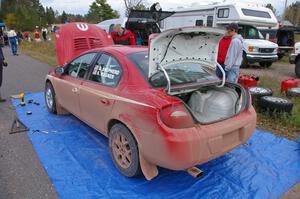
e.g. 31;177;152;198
218;8;229;18
90;54;122;87
206;16;213;27
67;53;97;79
241;9;271;19
127;51;149;78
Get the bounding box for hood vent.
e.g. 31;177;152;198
74;38;89;51
89;38;103;49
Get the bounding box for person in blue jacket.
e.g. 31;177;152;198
7;29;18;56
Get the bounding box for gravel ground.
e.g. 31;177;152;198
0;47;58;199
241;62;299;81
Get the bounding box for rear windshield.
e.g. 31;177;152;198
127;51;218;87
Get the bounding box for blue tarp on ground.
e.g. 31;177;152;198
13;92;300;199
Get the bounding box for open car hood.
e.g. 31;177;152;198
55;23;113;66
148;27;225;78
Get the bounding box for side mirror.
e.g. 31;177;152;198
55;67;65;75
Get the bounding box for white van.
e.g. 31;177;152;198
160;3;279;68
97;10;174;46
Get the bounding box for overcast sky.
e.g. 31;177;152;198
40;0;298;16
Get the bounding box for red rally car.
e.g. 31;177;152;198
45;23;256;180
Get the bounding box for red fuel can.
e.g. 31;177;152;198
281;78;299;93
238;75;259;89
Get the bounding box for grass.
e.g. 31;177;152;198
20;35;57;66
256;76;300;140
19;32;300;140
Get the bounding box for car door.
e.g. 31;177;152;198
54;52;97;117
79;53;124;134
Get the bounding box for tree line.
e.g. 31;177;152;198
284;2;300;26
0;0;147;31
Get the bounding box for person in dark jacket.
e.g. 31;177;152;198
110;24;136;45
0;36;6;102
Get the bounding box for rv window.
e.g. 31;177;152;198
207;16;213;27
218;8;229;18
195;20;203;26
241;9;271;19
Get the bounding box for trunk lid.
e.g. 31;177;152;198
55;23;114;66
148;27;225;78
128;9;174;23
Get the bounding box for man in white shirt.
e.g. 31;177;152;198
7;29;18;56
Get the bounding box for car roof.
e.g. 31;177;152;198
86;45;148;55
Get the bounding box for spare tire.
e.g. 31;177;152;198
286;87;300;98
258;96;293;113
248;87;273;104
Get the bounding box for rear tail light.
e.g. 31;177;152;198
160;103;194;129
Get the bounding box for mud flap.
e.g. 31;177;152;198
139;152;158;180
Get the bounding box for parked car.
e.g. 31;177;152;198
259;23;295;60
289;42;300;78
45;23;256;180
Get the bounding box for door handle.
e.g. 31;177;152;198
72;87;79;93
100;99;110;105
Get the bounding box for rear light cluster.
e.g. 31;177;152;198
160;103;194;129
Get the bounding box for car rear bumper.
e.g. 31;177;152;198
247;54;278;63
139;107;257;170
289;53;297;64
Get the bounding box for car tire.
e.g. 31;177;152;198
259;62;272;68
258;96;293;113
278;54;284;60
45;82;57;114
296;59;300;78
240;52;248;68
286;87;300;98
248;87;273;104
109;123;142;177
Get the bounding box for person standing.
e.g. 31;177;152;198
34;29;41;42
110;24;136;45
42;27;47;41
7;29;18;56
216;32;232;78
224;23;243;83
0;36;7;102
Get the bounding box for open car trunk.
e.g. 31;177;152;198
173;83;245;124
126;9;174;45
126;21;160;45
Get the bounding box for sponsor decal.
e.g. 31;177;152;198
76;23;89;31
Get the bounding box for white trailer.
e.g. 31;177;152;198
161;2;279;68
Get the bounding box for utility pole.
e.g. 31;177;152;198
284;0;288;10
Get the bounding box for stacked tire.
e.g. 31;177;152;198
249;87;294;114
286;87;300;98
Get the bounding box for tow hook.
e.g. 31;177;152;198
186;166;204;178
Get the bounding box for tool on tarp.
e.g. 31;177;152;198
9;117;29;134
19;93;26;106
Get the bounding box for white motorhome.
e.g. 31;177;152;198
160;3;279;68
